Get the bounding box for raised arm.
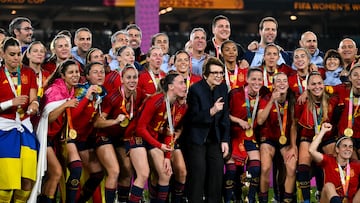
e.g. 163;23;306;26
309;122;332;163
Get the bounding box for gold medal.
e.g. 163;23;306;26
279;135;287;145
343;197;349;203
120;117;129;127
344;128;353;137
245;129;253;137
69;129;77;139
17;107;25;118
96;86;102;94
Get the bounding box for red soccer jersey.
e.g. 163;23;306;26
288;73;307;119
137;70;166;99
103;70;121;93
0;66;37;121
338;87;360;139
298;95;339;141
258;93;293;142
320;154;360;202
258;64;296;91
98;88;142;138
71;97;97;142
135;93;170;151
225;68;248;90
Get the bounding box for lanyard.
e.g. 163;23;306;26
4;66;21;97
225;64;239;91
312;104;323;135
149;69;161;90
297;74;308;94
275;101;288;136
263;66;277;89
244;86;259;129
165;96;175;147
348;89;360;128
337;161;350;197
120;86;134;120
186;75;191;93
36;70;43;101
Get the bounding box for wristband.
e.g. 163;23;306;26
0;100;13;111
31;100;39;106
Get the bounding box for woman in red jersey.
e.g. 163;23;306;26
128;73;187;203
71;62;107;203
34;59;81;203
256;72;297;203
94;64;141;203
0;37;39;203
298;71;340;203
221;40;248;91
227;67;267;203
310;123;360;203
257;43;295;91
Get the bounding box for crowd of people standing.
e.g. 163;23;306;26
1;14;360;203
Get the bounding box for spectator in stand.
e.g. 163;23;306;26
205;15;245;62
189;27;208;76
71;27;92;67
125;24;146;66
8;17;33;53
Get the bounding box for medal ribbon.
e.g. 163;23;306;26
225;64;239;91
37;70;43;101
244;86;259;129
312;104;323;135
120;86;134;119
212;38;220;58
4;66;21;97
337;161;350;198
263;66;278;89
149;69;161;91
165;96;175;146
275;101;288;137
66;108;75;137
4;66;22;120
297;74;308;94
186;75;191;93
348;89;360;128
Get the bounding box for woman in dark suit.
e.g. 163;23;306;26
184;57;230;203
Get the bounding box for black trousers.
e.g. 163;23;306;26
185;140;224;203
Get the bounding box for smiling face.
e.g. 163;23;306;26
61;64;80;89
336;138;353;160
86;63;105;85
174;52;190;74
191;30;206;53
213;19;230;42
221;42;238;64
15;21;33;45
205;64;224;88
89;49;105;64
299;32;318;55
273;73;289;94
307;74;324;98
349;67;360;90
246;70;263;94
54;37;71;60
75;30;92;53
325;57;340;71
122;68;138;92
27;43;46;65
260;21;277;45
293;49;310;71
338;38;358;63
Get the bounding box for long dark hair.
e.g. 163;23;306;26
47;59;78;86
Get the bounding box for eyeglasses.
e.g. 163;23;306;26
209;71;224;76
19;27;33;31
